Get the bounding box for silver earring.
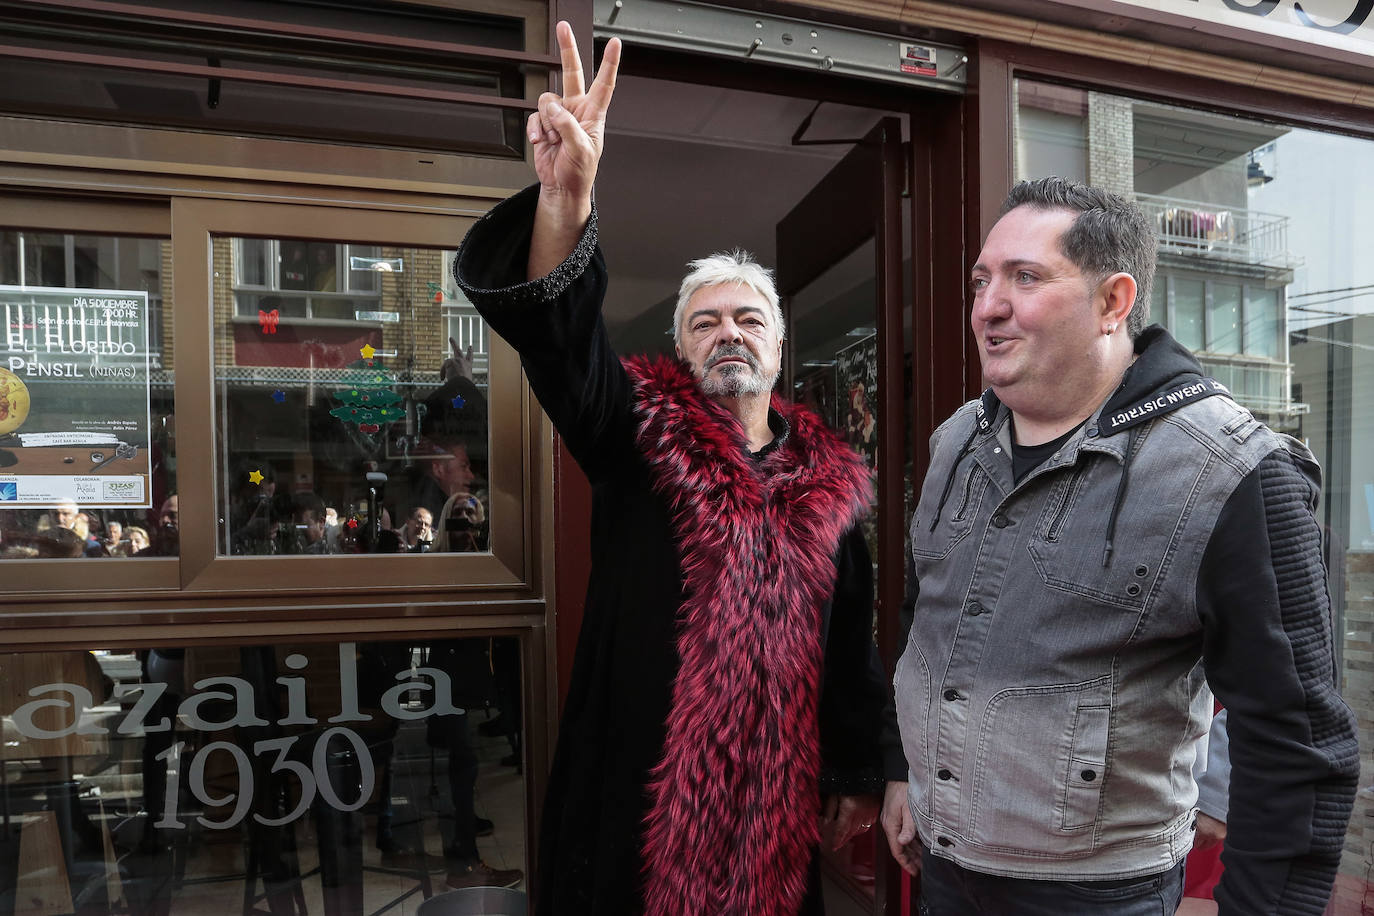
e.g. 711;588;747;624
1105;323;1117;335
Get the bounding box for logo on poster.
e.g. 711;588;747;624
103;480;140;501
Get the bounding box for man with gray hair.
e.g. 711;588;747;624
452;22;900;916
882;176;1357;915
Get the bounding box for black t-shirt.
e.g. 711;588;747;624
1010;420;1084;484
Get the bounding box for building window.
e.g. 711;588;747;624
234;240;383;323
1171;276;1205;351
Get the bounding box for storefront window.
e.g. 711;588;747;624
0;232;175;560
1017;79;1374;910
0;637;526;911
215;239;489;557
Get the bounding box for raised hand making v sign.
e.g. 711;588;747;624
451;26;901;906
526;21;621;281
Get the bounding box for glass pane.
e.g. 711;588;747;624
1018;77;1374;909
1209;282;1242;354
238;238;270;288
0;231;176;559
1015;83;1088;183
217;238;489;556
345;247;382;294
1150;276;1168;332
0;637;527;911
1247;286;1281;359
1173;277;1205;351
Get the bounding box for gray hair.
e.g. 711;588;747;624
671;250;784;348
1000;177;1157;338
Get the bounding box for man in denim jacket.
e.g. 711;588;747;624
882;177;1357;915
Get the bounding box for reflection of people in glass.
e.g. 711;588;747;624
281;241;309;290
452;24;896;914
435;491;485;553
230;464;283;555
135;495;179;556
290;492;333;554
399;506;433;552
410;375;488;553
427;639;523;889
310;243;337;292
49;498;79;531
115;525;149;556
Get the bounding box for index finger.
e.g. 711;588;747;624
585;36;621;117
556;20;586;99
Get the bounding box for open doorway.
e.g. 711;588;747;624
586;59;922;913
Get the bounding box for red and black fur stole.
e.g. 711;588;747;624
626;356;872;916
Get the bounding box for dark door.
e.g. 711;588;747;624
775;116;908;914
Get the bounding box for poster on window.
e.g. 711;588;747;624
0;285;152;507
835;334;878;468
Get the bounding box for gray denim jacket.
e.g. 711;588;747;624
896;381;1290;880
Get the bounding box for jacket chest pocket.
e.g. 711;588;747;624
910;464;990;561
1026;467;1177;611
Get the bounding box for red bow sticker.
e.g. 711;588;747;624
259;308;279;334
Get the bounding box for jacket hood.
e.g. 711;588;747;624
1097;325;1230;436
972;325;1228;440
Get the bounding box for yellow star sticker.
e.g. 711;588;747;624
360;344;376;359
248;469;265;485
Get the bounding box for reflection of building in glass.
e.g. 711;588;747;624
215;238;492;554
0;231;169;368
1021;83;1374;891
1017;86;1304;434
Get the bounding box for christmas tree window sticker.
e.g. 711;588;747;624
328;344;410;437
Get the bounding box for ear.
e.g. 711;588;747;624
1100;272;1137;329
674;343;683;360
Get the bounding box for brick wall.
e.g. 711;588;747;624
159;240;175;370
382;246;446;373
1087;92;1135;198
212;238;234;370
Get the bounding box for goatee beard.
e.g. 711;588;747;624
697;345;777;397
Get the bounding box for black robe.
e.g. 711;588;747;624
455;185;902;915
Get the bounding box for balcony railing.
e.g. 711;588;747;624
1196;355;1308;418
1136;193;1300;269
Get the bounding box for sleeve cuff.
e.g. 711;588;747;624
1196;784;1229;822
820;765;886;797
453;183;599;311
